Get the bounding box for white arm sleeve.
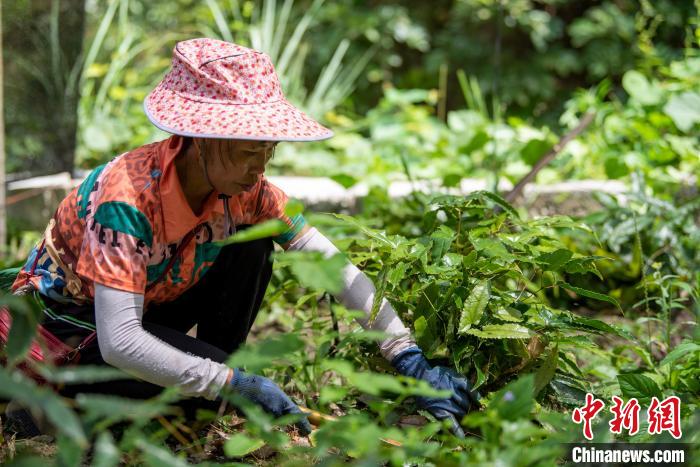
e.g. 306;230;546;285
288;227;416;361
94;283;231;400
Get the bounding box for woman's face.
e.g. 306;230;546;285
195;138;277;195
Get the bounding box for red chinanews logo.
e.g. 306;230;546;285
571;393;682;440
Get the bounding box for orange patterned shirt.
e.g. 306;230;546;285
13;135;304;307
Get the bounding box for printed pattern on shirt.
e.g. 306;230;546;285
13;136;305;311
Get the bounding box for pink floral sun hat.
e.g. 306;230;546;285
144;38;333;141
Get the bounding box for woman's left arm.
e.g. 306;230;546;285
282;224;416;360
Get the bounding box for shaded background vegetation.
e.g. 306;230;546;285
3;0;697;174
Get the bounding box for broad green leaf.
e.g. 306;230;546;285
490;374;534;421
469;235;510;260
333;213;404;249
320;386;348;405
387;262;408;286
663;91;700;132
550;378;587;407
442;173;462;187
92;431;121;467
1;295;42;365
430;225;455;261
493;306;523;322
462;250;478;268
534;345;558;396
604;156;629;179
283;198;305;218
227;334;305;373
135;439;190;467
224;433;266;458
617;374;662;403
660;340;700;367
537;249;573;270
413;315;430;348
558;282;621;309
219;219;287;245
330;173;359;188
465;324;532;339
413;316;438;351
277;251;346;294
521;139;552;166
622;70;662;105
57;434;85;467
458;280;490;333
465;190;520;219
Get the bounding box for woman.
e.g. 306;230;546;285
10;38;477;436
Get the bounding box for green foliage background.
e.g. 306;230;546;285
3;0;698;173
1;0;699;465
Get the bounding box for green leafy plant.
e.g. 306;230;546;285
330;192;625;400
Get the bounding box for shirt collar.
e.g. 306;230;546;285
158;135;219;243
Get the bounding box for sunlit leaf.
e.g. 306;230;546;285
660;340;700;367
330;173;358;188
622;70;662;105
284;199;305;218
92;431;121;467
663;91;700;132
224;433;266;458
276;250;346;294
458;280;490;333
465;324;532;339
227;333;305;373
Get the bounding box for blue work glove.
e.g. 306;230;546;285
229;369;312;435
391;346;480;438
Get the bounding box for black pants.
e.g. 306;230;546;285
41;234;274;420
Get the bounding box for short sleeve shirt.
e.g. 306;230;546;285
13;135;305;306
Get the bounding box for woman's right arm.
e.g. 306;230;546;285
94;283;232;400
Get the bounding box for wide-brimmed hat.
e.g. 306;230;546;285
144;38;333;141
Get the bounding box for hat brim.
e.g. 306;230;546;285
144;85;333;142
